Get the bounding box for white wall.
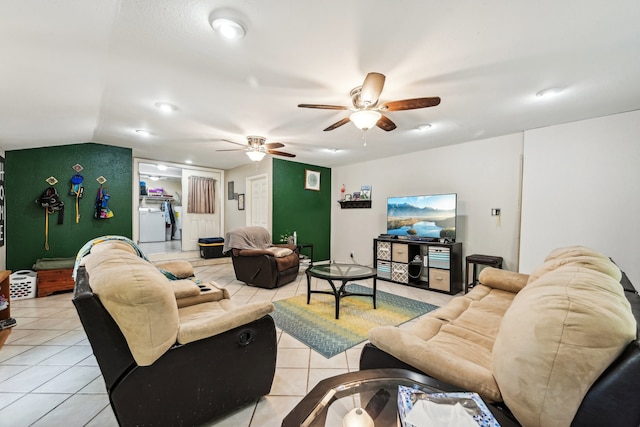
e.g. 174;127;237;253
224;159;272;233
331;133;524;270
520;110;640;285
0;147;4;271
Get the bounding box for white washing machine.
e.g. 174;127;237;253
139;208;167;242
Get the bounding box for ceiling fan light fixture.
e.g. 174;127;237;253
211;17;246;39
350;110;381;131
246;150;266;162
535;87;564;99
154;102;177;112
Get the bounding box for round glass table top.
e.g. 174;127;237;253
306;263;377;280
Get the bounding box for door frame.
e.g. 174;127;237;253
133;158;225;248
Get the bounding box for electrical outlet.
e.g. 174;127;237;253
350;251;354;258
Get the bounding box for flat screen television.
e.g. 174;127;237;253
386;193;457;241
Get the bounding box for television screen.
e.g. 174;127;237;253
386;193;457;241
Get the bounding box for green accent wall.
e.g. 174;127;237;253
272;159;331;262
6;143;132;270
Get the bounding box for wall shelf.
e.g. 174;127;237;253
140;196;174;202
338;200;371;209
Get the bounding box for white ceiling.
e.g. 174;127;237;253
2;1;639;170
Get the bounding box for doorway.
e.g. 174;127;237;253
134;159;225;256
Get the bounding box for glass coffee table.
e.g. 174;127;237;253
306;263;377;319
282;368;519;426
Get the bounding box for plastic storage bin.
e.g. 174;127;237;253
10;270;37;300
198;237;228;259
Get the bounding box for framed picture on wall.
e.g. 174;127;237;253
238;194;245;210
305;169;321;191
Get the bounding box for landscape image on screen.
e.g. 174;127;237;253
387;194;456;239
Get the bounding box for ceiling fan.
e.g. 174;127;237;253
298;72;441;132
216;136;296;162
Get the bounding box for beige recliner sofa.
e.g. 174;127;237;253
360;246;639;426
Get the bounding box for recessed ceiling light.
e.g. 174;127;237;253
535;87;564;98
211;17;246;39
135;129;151;137
154;102;177;112
185;160;193;164
416;124;432;131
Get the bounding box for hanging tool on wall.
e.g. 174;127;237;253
35;186;64;250
95;185;114;219
69;174;84;223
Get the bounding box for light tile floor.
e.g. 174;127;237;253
0;259;455;426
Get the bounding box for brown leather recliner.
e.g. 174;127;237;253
224;226;300;289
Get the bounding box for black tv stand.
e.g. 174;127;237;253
373;238;462;294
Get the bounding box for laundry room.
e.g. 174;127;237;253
138;163;182;248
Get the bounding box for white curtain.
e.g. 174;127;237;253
187;176;216;214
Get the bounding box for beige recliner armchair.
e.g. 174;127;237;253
73;240;277;426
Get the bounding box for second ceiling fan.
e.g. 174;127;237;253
298;72;441;132
216;136;296;161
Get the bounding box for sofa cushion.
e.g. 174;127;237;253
368;284;517;402
544;245;610;262
177;301;274;344
528;254;621;284
84;248;179;366
493;265;636;427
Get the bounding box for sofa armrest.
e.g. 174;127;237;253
170;280;201;299
478;267;529;293
177;301;275;344
155;260;195;278
236;248;275;257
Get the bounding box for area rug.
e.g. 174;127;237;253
271;284;438;358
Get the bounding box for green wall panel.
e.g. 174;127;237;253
272;159;331;262
6;143;132;270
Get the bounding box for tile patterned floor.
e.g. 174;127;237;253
0;258;454;426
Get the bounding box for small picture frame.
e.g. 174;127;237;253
352;191;361;200
237;194;245;210
305;169;321;191
344;193;352;201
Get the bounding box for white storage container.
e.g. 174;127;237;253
10;270;37;300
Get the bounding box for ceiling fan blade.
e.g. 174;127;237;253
376;115;397;132
265;142;285;149
221;139;247;147
298;104;349;110
380;97;441;111
360;72;386;106
323;117;351;131
267;150;296;158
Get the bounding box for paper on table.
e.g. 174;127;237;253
405;400;479;427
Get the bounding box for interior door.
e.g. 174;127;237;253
181;169;222;251
247;174;268;229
